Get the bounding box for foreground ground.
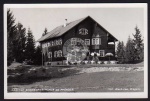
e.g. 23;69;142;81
8;65;144;92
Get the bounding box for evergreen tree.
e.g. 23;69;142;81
125;36;136;63
42;28;48;36
13;22;26;62
25;28;35;63
34;45;42;65
139;43;144;60
7;9;17;65
116;41;125;63
133;26;144;60
116;41;122;61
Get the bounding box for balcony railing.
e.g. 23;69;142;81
107;44;115;49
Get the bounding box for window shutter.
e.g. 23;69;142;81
92;38;95;45
99;38;101;45
96;38;99;45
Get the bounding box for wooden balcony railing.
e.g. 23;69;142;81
107;44;115;49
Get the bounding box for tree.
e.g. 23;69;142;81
7;9;17;65
13;22;26;62
125;36;136;63
133;26;144;61
42;28;48;36
116;41;125;63
139;43;144;60
25;28;35;63
34;45;42;65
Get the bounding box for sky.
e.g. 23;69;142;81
9;6;144;45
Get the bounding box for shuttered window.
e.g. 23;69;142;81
48;52;52;58
92;38;101;45
71;38;77;45
54;51;57;58
57;50;62;57
99;50;105;57
85;39;90;45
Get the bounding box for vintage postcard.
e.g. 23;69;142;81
4;3;148;99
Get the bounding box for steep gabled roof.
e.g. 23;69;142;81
37;16;118;42
37;16;87;42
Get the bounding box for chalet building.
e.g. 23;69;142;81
37;16;118;65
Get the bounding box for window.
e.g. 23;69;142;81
57;51;60;57
48;52;52;58
92;38;101;45
96;38;99;45
85;39;90;45
60;39;62;45
99;50;105;57
50;52;52;58
59;50;62;57
57;39;62;45
56;40;59;45
51;41;53;46
71;38;77;45
79;28;88;35
57;50;62;57
92;38;96;45
54;51;57;58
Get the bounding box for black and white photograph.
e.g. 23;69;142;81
4;4;148;99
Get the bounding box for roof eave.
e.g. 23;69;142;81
88;16;118;42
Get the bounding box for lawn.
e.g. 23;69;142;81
8;65;144;92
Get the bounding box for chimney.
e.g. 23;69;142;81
63;19;67;27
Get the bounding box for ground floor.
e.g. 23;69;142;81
42;37;116;66
43;49;116;66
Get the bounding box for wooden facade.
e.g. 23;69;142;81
37;16;118;65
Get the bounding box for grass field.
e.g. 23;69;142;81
8;64;144;92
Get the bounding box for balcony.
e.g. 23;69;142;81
107;44;115;49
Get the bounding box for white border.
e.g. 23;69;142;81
4;3;148;99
